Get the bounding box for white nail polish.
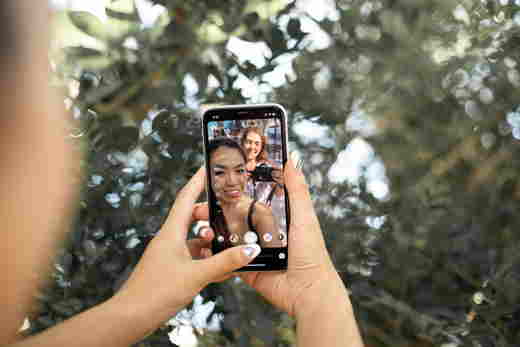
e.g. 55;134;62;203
242;244;261;258
290;151;301;165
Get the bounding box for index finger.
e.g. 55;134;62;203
284;158;319;227
161;167;206;241
192;202;209;222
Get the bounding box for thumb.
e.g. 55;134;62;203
196;244;261;282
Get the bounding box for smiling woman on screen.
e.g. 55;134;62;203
207;138;282;249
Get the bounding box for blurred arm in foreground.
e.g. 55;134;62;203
1;2;258;346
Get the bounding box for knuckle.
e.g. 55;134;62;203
291;182;310;199
289;172;308;189
176;184;191;199
230;249;244;266
297;184;310;197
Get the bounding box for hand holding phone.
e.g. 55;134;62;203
188;160;364;346
190;159;350;319
113;168;260;330
202;104;290;271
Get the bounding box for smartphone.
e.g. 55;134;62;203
202;104;289;271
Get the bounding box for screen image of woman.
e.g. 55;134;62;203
241;127;281;200
207;138;284;249
240;127;287;243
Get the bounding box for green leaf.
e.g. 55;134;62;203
243;12;259;28
108;126;140;152
63;47;113;70
106;0;136;14
287;18;305;40
105;8;141;23
269;26;286;54
77;56;115;70
68;11;108;40
64;46;104;59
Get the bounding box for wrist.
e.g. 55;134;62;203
293;270;364;347
108;291;180;337
293;269;350;321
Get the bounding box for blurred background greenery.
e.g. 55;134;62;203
29;0;520;346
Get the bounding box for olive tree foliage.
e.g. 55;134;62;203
32;0;520;346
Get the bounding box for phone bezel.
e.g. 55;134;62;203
201;104;289;271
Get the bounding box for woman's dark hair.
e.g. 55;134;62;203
240;127;268;162
207;137;247;163
207;138;247;251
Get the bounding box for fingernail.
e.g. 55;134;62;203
289;151;304;170
289;150;300;164
296;158;304;170
242;244;261;258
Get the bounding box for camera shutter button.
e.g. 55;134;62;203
244;231;258;244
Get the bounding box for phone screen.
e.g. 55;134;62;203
202;104;289;271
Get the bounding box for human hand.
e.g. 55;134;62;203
239;159;342;318
271;167;284;186
112;168;261;324
187;162;362;346
189;160;343;318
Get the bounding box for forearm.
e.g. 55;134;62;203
295;271;364;347
11;296;167;347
